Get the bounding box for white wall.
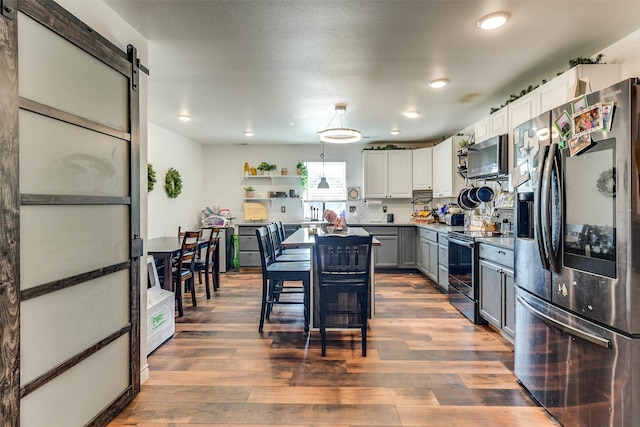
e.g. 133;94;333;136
201;143;420;225
147;122;204;237
601;27;640;78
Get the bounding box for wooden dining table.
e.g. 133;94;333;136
281;227;380;328
147;235;218;291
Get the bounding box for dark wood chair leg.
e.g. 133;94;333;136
259;276;268;332
213;245;220;291
266;278;277;319
361;290;367;357
320;290;327;356
189;276;197;307
175;278;184;317
303;277;310;333
204;268;211;299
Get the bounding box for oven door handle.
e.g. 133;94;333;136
448;237;474;248
517;295;611;349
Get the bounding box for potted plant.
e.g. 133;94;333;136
296;161;308;188
266;163;277;175
256;162;269;175
244;186;255;198
257;161;271;175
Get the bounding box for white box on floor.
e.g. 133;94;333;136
146;255;175;354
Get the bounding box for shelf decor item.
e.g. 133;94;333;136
148;163;157;192
244;186;255;198
257;161;277;175
296;162;308;189
257;162;270;175
164;167;183;198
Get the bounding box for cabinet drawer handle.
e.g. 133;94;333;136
497;250;506;255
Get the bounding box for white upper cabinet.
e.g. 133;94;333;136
472;64;623;151
508;91;540;131
473;117;490;143
489;108;509;137
432;135;467;198
474;108;509;143
412;147;433;190
537;64;621;112
363;150;413;198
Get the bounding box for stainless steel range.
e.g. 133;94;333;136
447;230;498;324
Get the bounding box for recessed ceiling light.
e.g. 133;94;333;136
477;12;510;30
428;79;449;89
403;111;420;119
390;130;401;136
243;131;254;137
177;114;191;122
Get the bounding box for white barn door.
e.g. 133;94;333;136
0;0;143;425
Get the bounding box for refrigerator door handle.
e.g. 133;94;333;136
551;146;563;267
535;145;551;270
541;143;558;272
517;295;611;349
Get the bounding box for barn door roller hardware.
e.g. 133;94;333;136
2;0;16;20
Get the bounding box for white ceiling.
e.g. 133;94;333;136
104;0;640;146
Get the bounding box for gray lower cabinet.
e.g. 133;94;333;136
478;242;515;338
503;268;515;336
416;227;438;283
428;240;438;281
364;226;415;269
237;225;263;267
437;233;448;292
399;227;416;268
374;234;399;267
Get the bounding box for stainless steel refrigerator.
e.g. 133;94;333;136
512;78;640;426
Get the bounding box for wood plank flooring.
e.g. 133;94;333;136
109;271;560;426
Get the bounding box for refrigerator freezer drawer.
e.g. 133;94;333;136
514;288;640;426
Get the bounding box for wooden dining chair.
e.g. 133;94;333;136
194;227;221;298
275;221;310;256
256;226;310;333
314;234;373;356
173;230;200;317
268;223;309;262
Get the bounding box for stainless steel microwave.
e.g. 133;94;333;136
466;134;508;179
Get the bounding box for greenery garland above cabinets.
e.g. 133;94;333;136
490;54;607;113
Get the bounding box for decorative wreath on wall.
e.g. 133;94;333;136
596;167;615;198
147;163;157;192
164;167;183;198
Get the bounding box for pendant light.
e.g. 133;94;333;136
318;104;361;144
317;139;330;189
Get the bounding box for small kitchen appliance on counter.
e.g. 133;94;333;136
445;213;465;226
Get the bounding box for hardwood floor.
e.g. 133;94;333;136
109;271;559;426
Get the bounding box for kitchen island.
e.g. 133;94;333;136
282;227;380;329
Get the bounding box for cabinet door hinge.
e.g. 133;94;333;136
2;0;16;20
